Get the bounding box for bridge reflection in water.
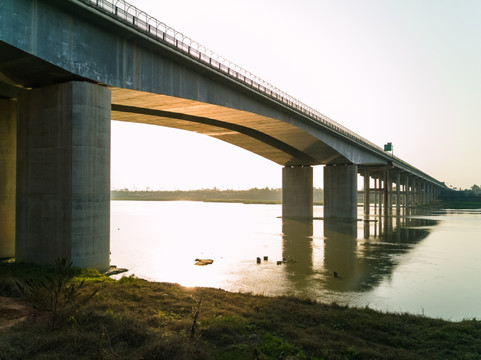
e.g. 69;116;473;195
281;214;438;295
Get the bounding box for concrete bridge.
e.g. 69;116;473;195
0;0;446;270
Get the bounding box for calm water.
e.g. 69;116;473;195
110;201;481;321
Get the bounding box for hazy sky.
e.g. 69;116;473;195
111;0;481;190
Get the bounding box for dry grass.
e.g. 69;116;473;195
1;262;481;360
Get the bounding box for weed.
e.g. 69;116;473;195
96;324;120;360
16;258;97;327
190;294;203;342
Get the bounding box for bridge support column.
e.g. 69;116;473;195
383;170;390;216
416;179;421;206
412;178;417;207
422;182;427;205
363;169;370;219
405;176;411;210
324;164;357;220
282;166;313;219
16;81;110;271
0;99;16;258
396;172;401;215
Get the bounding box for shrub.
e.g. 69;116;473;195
16;258;97;327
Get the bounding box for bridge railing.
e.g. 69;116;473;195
78;0;444;187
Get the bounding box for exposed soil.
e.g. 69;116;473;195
0;296;31;331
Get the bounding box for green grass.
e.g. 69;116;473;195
1;261;481;359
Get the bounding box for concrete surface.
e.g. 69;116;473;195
282;166;313;219
16;81;110;270
0;99;16;258
324;165;358;220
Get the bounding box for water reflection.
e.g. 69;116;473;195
323;220;359;291
111;202;481;319
355;216;438;292
281;219;313;289
280;214;440;295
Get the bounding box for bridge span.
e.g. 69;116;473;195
0;0;446;270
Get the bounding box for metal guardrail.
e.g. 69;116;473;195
77;0;445;187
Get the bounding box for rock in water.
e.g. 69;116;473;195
195;259;214;266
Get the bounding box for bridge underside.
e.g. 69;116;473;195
0;40;363;168
109;88;353;167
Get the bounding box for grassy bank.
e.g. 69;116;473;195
1;262;480;360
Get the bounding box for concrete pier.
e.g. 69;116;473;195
412;178;418;207
363;169;370;219
16;82;110;270
0;99;16;258
324;164;357;220
405;175;412;210
383;170;390;216
396;172;401;215
422;182;427;205
282;166;313;219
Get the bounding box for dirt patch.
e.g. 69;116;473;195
0;296;32;331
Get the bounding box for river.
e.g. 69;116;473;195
110;201;481;321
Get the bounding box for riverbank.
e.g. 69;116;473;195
1;262;480;359
111;188;481;210
111;188;324;205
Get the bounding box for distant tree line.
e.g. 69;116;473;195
111;187;324;204
439;184;481;206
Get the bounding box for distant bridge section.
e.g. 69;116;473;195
0;0;446;269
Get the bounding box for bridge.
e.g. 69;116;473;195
0;0;446;270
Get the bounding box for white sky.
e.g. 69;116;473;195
111;0;481;190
